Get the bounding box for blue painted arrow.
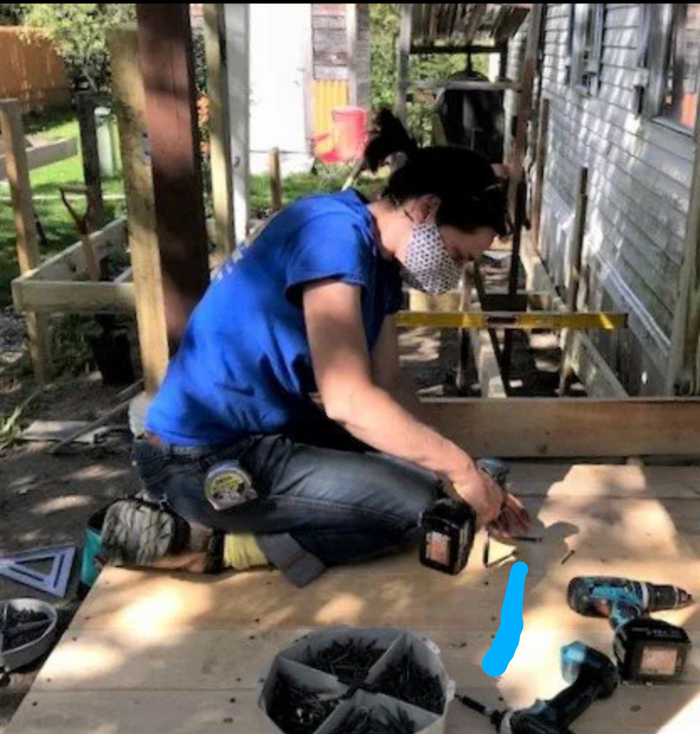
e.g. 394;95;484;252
482;561;529;677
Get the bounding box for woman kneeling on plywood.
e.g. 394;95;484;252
98;110;530;586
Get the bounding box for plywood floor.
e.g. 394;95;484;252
6;464;700;734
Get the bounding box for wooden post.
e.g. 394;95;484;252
109;26;169;395
532;97;550;252
559;166;589;395
136;3;211;349
471;264;508;398
501;176;527;384
76;93;106;231
667;108;700;395
501;5;545;385
346;2;358;107
0;99;51;383
508;3;544;215
396;4;412;122
204;3;235;257
225;3;250;247
269;148;283;213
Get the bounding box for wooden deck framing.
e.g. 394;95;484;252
6;463;699;733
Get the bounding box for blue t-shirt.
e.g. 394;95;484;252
146;189;404;445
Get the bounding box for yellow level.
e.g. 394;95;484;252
396;311;627;331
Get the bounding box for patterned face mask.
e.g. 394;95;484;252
400;223;463;295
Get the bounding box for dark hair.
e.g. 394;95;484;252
364;108;510;237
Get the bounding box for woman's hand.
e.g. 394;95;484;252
488;493;531;538
447;467;505;528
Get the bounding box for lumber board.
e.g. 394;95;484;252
560;167;590;394
397;311;627;330
0;136;77;180
5;465;699;734
0;99;51;382
520;234;629;398
470;269;507;398
67;490;700;634
532;98;550;250
396;3;412;120
12;281;135;314
409;79;521;92
32;628;700;693
76;94;106;230
225;3;250;246
422;397;700;457
7;687;700;734
137;4;211;344
12;218;127;284
408;289;551;312
567;331;629;398
110;25;169;395
667;82;700;395
204;3;235;257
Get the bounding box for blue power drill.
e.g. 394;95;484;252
459;642;618;734
567;576;693;682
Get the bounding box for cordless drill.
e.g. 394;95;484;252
419;458;509;575
567;577;693;683
459;642;618;734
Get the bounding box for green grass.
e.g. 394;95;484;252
250;166;382;219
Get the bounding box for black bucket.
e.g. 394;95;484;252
88;322;135;386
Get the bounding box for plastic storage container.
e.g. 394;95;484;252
259;627;455;734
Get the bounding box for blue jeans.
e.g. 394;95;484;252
132;422;440;585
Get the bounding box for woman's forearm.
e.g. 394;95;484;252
328;384;477;484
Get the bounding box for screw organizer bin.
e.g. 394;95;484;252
259;627;455;734
0;598;58;672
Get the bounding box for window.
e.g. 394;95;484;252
643;4;700;131
568;4;605;94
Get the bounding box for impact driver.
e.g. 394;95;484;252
459;642;619;734
567;576;693;682
419;458;509;575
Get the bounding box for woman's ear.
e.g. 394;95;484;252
415;194;441;223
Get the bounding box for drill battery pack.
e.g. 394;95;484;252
419;499;476;575
614;617;691;683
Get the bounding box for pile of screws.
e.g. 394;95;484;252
328;705;417;734
306;639;386;685
0;607;52;650
375;652;445;714
268;672;341;734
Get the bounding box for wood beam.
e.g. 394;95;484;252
13;281;135;314
520;234;628;398
408;79;521;92
396;3;413;121
531;97;550;250
136;3;210;348
109;25;169;395
204;3;235;257
559;166;590;395
76;93;106;231
667;84;700;395
0;99;51;382
423;398;700;457
225;3;250;246
397;311;627;331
